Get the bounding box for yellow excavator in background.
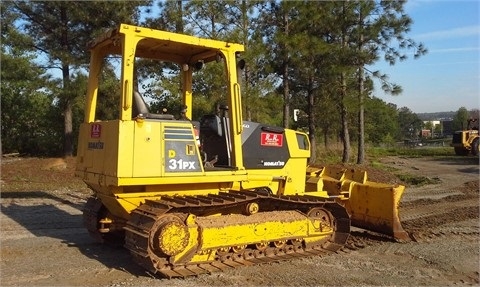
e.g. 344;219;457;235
76;24;408;278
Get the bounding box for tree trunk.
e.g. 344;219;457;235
357;65;365;164
241;0;251;122
340;106;350;163
62;64;73;157
340;72;350;163
282;65;290;128
244;65;252;121
282;12;290;129
175;0;183;33
60;6;73;157
64;100;73;157
307;77;316;164
340;2;350;163
323;127;329;148
357;9;365;164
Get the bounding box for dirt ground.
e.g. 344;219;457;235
1;155;478;286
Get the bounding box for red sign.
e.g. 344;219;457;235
260;132;283;147
91;124;102;138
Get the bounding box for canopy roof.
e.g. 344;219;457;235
88;24;244;65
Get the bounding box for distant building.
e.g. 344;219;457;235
422;119;454;137
441;119;454;136
421;129;431;138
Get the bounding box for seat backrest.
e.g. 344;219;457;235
131;90;176;120
132;91;150;118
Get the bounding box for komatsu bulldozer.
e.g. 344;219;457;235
76;24;408;278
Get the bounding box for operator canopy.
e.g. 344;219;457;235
88;25;240;66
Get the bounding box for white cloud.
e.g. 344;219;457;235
429;47;480;53
415;25;480;41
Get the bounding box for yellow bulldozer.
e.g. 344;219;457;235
450;118;479;156
76;24;408;278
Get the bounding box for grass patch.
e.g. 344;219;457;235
1;157;86;192
315;145;454;166
368;146;453;158
396;174;442;187
314;145;457;187
370;160;400;173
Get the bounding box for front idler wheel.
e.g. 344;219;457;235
308;207;334;233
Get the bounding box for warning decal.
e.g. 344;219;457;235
260;132;283;147
91;124;101;138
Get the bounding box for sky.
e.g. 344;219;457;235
371;0;479;113
38;0;477;115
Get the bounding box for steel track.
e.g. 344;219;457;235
124;190;350;278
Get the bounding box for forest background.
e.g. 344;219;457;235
1;0;478;164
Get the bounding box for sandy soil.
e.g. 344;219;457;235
1;155;478;286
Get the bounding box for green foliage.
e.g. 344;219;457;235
364;98;399;145
3;0;432;159
369;160;400;173
184;0;232;39
256;92;284;126
143;0;183;32
424;121;433;130
95;65;120;121
0;52;58;155
397;106;423;140
314;145;345;165
10;1;147;156
453;107;470;130
0;6;62;156
381;134;397;147
396;174;441;187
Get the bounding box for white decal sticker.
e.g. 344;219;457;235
263;161;285;167
168;159;196;170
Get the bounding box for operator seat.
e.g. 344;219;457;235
132;91;174;120
132;90;149;117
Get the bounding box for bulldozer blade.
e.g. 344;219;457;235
305;166;409;241
344;182;409;241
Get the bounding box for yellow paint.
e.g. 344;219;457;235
305;166;408;240
168;210;334;264
76;23;406;246
159;222;189;256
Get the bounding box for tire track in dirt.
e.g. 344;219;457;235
1;156;478;286
345;180;478;248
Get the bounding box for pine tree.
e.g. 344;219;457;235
12;1;146;156
352;0;427;163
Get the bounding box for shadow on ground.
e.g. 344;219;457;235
431;156;479;174
0;191;149;278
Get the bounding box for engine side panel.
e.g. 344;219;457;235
242;122;290;169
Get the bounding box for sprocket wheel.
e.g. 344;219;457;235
149;214;190;258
